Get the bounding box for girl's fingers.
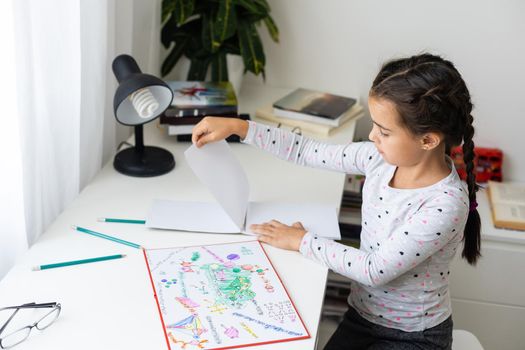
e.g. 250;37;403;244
269;219;284;227
196;132;216;148
292;221;305;229
250;224;275;236
257;234;273;244
192;122;208;145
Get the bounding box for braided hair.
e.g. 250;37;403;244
370;53;481;265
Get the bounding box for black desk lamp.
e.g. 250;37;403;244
112;54;175;177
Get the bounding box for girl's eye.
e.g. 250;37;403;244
379;130;389;137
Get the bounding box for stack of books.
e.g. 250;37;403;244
159;81;242;140
256;88;364;137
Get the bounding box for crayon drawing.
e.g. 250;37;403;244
144;240;309;349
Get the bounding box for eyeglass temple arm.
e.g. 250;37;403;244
15;303;57;309
0;308;22;335
0;302;58;335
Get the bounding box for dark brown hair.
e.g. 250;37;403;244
370;53;481;265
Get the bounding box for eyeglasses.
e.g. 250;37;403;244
0;302;61;349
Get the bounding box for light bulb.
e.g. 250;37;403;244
129;87;159;119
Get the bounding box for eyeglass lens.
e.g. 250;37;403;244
1;327;31;349
0;304;60;349
36;307;60;330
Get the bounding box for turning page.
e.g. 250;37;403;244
184;141;249;231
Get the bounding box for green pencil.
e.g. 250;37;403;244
98;217;146;224
72;225;143;249
33;254;126;271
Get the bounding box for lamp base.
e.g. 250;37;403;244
113;146;175;177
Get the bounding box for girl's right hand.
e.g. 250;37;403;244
191;116;248;148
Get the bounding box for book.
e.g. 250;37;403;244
256;104;364;137
146;140;341;239
487;180;525;231
166;81;238;117
143;241;310;349
273;88;357;127
160;112;238;126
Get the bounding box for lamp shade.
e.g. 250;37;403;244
111;54;175;177
112;54;173;125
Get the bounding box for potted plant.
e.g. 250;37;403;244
160;0;279;84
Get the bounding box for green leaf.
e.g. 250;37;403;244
237;20;265;76
211;52;228;82
222;35;241;55
161;0;176;23
161;14;178;48
201;13;220;53
161;37;189;76
187;58;210;80
214;0;237;43
233;0;264;14
173;0;195;25
254;0;270;12
263;16;279;43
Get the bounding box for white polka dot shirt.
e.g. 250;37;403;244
243;121;469;332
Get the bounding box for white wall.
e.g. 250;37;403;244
243;0;525;182
111;0;162;164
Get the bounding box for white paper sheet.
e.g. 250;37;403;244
147;140;341;239
146;200;240;233
246;202;341;239
184;141;249;231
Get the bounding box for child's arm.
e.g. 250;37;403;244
298;194;469;287
242;121;381;175
192;116;249;147
192;117;381;176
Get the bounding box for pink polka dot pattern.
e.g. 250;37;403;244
244;121;469;332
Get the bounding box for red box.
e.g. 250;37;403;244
451;146;503;183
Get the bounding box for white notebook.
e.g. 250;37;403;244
146;140;341;239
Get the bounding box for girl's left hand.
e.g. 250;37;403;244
250;220;307;251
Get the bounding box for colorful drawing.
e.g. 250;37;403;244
161;278;178;288
221;324;240;339
191;252;201;261
168;332;208;349
167;315;207;339
240;246;253;255
144;241;309;349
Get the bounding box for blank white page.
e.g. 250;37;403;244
146;199;240;233
246;202;341;239
184;141;250;231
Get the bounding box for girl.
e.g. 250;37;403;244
191;53;481;350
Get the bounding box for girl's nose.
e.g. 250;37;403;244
368;129;376;142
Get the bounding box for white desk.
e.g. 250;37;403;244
0;84;358;350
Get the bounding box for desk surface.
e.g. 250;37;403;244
0;84;358;350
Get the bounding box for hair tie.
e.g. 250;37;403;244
469;201;478;212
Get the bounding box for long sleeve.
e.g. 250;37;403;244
242;121;382;176
299;192;468;287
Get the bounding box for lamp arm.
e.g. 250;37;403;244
134;124;145;152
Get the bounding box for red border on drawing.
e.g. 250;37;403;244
143;248;172;350
143;240;311;350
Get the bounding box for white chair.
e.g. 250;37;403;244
452;330;484;350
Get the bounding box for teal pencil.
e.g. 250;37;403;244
72;225;142;249
33;254;126;271
98;217;146;224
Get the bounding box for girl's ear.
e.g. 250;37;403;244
420;132;443;151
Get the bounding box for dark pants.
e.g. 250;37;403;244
324;307;453;350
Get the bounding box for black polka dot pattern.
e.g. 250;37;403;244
245;123;467;330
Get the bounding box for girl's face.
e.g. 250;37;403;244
368;96;426;167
